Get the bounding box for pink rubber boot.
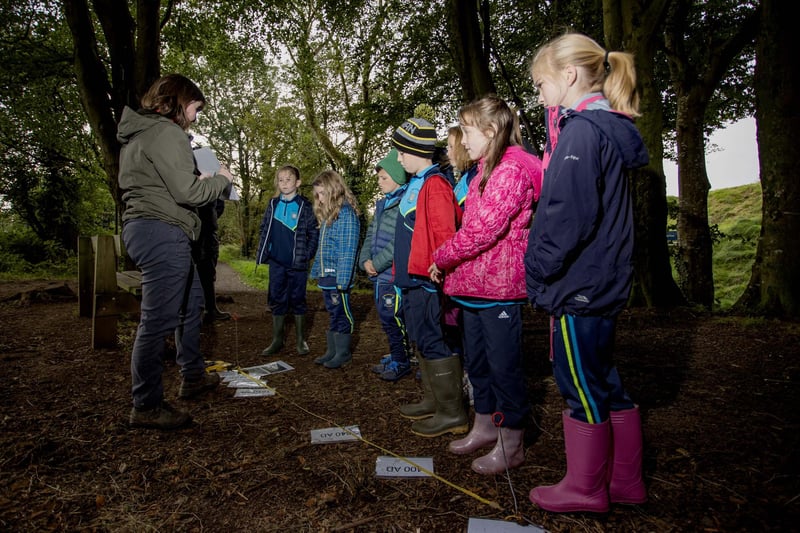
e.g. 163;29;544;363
529;410;610;513
448;413;497;455
609;407;647;504
471;427;525;475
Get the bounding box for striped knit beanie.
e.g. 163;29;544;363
391;117;437;158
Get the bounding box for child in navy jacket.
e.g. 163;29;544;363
256;165;319;356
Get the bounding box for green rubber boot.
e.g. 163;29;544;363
399;358;435;420
295;315;309;355
261;315;285;356
411;355;469;437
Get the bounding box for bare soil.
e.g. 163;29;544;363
0;271;798;532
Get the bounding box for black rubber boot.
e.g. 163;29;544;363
314;330;336;364
323;332;352;369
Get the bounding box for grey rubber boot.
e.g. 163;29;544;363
295;315;309;355
314;330;336;365
411;355;469;437
399;357;435;420
261;315;285;356
323;332;352;369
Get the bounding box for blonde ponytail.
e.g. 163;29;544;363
531;33;641;117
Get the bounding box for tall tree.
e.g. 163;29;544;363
445;0;496;101
60;0;167;225
604;0;685;307
250;0;457;208
663;0;758;308
0;0;112;252
734;0;800;317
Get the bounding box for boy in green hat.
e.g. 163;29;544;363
358;148;412;381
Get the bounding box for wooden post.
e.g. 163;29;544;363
78;236;94;318
92;235;120;348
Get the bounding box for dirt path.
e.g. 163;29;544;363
214;262;260;294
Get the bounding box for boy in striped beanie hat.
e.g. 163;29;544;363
391;118;437;158
390;116;467;438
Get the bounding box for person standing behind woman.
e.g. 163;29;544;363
358;149;412;381
430;96;542;474
255;165;319;356
447;125;478;210
194;198;230;323
441;125;480;358
310;170;361;369
525;33;649;513
118;74;234;430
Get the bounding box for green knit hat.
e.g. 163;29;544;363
376;148;408;185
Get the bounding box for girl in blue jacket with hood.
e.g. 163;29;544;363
525;33;649;513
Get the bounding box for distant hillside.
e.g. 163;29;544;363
709;183;761;308
669;182;761;309
667;183;761;309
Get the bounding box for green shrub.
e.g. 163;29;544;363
0;225;76;279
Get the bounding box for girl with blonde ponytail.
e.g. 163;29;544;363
525;32;649;513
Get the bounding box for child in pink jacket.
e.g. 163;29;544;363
430;96;542;475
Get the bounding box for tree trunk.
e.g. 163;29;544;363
734;0;800;317
673;93;714;306
61;0;163;225
445;0;496;101
604;0;685;307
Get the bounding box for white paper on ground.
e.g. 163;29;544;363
466;518;546;532
310;425;362;444
226;377;264;388
233;388;276;398
375;456;433;478
242;361;294;376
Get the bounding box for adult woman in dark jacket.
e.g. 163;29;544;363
118;74;233;430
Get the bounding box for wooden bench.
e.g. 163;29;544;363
78;235;142;348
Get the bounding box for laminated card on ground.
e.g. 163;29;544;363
233;388;275;398
310;425;361;444
375;456;433;478
467;517;545;533
242;361;294;376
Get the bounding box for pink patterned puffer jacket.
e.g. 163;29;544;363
433;145;542;301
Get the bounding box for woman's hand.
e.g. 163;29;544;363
217;164;234;182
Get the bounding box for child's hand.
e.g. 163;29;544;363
364;259;378;277
428;263;442;284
